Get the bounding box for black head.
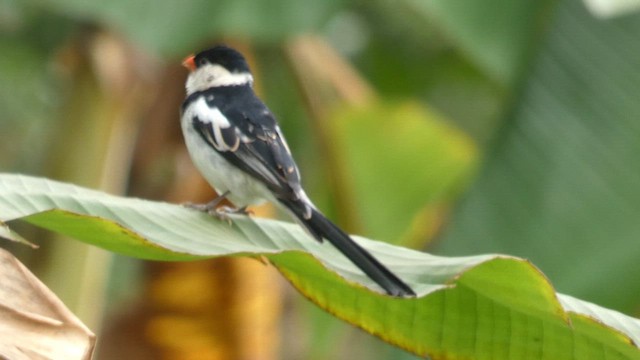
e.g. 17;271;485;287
193;45;251;73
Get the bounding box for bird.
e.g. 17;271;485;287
179;45;415;297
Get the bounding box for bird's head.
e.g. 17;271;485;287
183;45;253;95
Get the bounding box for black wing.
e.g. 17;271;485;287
189;91;304;204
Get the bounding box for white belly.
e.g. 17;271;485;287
181;115;270;208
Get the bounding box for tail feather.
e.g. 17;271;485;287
282;201;415;297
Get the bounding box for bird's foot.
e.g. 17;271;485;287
211;206;251;223
182;191;231;215
183;194;251;224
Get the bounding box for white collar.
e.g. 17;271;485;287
186;63;253;95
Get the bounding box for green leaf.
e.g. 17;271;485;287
1;174;639;358
32;0;345;56
330;101;477;244
437;0;640;313
403;0;553;85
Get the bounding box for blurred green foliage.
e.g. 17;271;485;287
437;0;640;315
0;7;73;172
2;0;640;358
35;0;345;56
331;101;476;244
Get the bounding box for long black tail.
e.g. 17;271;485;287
282;201;415;297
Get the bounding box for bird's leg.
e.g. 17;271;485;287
215;206;252;216
182;190;230;214
208;205;253;223
183;191;252;222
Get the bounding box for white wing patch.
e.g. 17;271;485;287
275;126;292;155
194;97;240;151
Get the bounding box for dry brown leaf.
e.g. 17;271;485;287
0;248;95;360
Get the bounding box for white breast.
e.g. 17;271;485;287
181;98;271;207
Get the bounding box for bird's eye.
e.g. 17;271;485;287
198;59;207;66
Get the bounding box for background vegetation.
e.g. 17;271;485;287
2;0;640;358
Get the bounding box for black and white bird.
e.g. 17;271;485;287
180;45;414;297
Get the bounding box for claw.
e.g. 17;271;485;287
211;206;251;224
182;190;230;213
183;192;251;225
212;206;233;224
